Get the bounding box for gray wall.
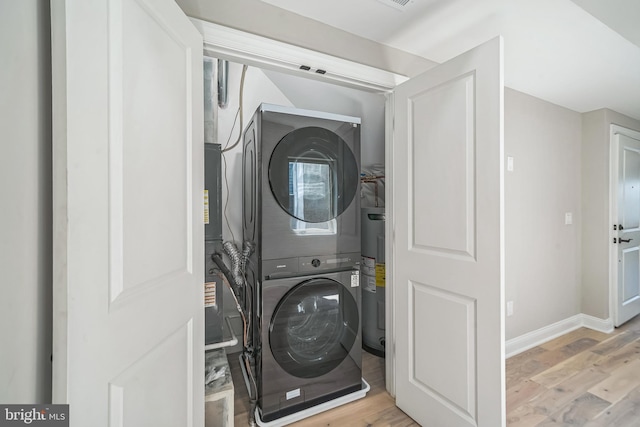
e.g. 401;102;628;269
174;0;437;78
0;0;52;403
581;109;640;319
504;88;583;340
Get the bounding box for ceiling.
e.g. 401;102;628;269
261;0;640;120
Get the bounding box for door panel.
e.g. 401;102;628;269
411;72;476;258
411;283;476;418
615;132;640;326
51;1;204;425
393;37;504;427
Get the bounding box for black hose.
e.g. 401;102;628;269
212;252;258;425
211;253;242;302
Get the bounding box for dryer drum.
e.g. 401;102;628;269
269;278;359;379
268;126;359;223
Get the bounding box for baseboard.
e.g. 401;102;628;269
581;313;614;333
505;314;614;359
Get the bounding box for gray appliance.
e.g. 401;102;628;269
242;104;361;268
204;143;224;345
257;260;362;422
241;104;363;421
361;207;386;356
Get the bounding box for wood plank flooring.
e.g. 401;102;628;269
228;350;418;426
507;315;640;426
222;314;640;426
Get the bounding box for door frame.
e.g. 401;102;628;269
609;124;640;326
191;17;409;395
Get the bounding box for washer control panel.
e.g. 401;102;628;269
263;252;361;278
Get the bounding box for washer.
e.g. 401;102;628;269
241;104;363;422
242;103;361;267
257;262;362;422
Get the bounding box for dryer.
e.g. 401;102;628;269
241;104;363;422
242;103;361;271
257;261;362;422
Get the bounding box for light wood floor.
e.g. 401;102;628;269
506;314;640;426
226;314;640;426
229;350;418;426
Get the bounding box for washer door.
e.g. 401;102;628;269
269;278;359;379
269;126;358;224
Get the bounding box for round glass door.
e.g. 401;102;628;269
269;278;359;378
269;126;358;223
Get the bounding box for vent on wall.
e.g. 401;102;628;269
376;0;413;11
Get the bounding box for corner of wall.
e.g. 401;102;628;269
580;109;608;319
504;89;583;340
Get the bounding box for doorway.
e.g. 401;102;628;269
198;19;505;426
610;124;640;327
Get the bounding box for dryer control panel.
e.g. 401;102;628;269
262;252;360;279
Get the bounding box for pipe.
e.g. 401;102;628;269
217;59;229;109
361;175;385;208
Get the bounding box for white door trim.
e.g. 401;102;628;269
609;124;640;326
190;17;406;396
384;92;396;396
190;18;408;92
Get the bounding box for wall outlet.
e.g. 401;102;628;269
506;301;514;316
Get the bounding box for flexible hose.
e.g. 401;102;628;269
241;240;254;274
223;241;244;288
211;256;257;426
211;253;242;301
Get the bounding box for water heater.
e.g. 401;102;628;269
361;207;386;356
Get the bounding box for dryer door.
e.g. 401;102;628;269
269;126;359;226
269;278;359;378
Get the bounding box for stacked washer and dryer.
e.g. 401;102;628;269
242;104;363;423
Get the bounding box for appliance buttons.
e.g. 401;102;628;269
311;258;321;268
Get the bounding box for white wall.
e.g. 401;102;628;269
216;62;294;245
504;88;583;340
0;0;52;403
581;109;640;319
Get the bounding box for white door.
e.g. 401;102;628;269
614;130;640;327
392;37;504;426
51;1;204;426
